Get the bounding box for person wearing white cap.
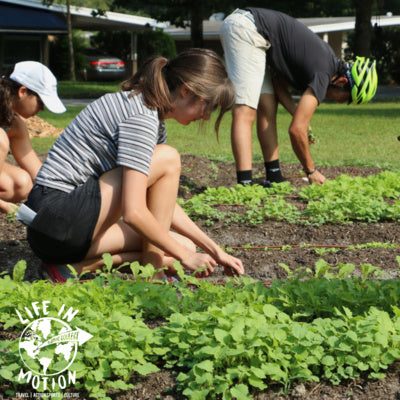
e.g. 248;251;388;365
0;61;66;213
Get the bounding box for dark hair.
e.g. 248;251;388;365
335;59;352;89
0;69;19;127
121;48;236;134
337;59;348;77
0;67;38;128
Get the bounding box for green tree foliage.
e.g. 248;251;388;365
347;26;400;84
379;0;400;14
43;0;77;80
90;31;132;63
50;0;114;9
137;29;177;65
49;31;88;80
249;0;354;17
56;0;400;69
111;0;227;47
107;0;376;54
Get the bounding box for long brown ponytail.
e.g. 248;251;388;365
121;48;235;134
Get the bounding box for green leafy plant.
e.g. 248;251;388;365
180;171;400;227
6;206;18;223
1;259;400;398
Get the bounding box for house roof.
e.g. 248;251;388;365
0;1;67;33
302;14;400;33
0;0;161;32
165;14;400;40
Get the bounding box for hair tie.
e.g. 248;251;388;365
163;60;170;70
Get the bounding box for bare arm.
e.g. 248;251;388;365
8;115;42;180
274;77;314;143
289;87;325;184
171;203;244;276
0;128;10;175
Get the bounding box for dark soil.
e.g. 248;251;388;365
1;154;400;400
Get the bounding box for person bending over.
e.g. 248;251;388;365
220;8;377;186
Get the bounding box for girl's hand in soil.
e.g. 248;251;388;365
214;250;245;276
181;252;216;278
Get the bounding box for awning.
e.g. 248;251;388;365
0;0;161;32
0;2;67;33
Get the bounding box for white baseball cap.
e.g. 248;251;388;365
10;61;66;114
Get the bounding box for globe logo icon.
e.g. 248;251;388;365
19;317;80;376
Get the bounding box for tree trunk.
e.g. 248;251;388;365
66;0;76;81
353;0;374;57
190;0;204;48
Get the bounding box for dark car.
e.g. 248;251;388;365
83;48;127;81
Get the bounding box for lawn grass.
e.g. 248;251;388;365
36;99;400;170
57;81;121;98
38;107;83;129
30;136;59;152
166;100;400;170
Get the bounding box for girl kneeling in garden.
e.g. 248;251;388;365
23;49;244;282
0;61;65;214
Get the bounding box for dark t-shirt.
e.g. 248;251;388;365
246;7;339;104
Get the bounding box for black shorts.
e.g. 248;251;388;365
25;177;101;264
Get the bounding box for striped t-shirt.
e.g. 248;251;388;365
35;91;167;192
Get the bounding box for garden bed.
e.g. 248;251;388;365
1;154;400;399
1;154;399;283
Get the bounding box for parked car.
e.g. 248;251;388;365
83;48;126;81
